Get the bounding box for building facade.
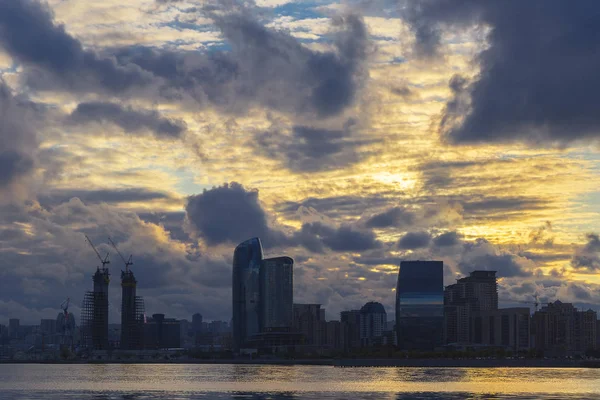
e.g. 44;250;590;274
471;307;530;351
359;302;387;347
396;261;444;350
232;238;264;352
144;314;181;349
260;257;294;332
293;304;326;346
444;271;498;345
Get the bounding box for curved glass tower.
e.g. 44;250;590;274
232;237;263;352
396;261;444;350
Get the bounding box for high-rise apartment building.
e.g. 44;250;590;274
359;302;387;347
471;307;530;351
396;261;444;350
260;257;293;332
232;238;263;352
444;270;498;345
340;310;361;351
293;304;326;346
192;313;203;334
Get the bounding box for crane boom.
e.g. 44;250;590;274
85;235;109;267
108;237;133;272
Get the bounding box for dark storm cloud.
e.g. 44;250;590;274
255;123;377;172
0;0;151;93
115;11;370;118
432;231;461;247
186;182;285;246
459;239;533;278
294;222;382;253
39;188;174;207
401;0;600;144
0;80;37;191
365;206;415;228
571;233;600;271
69;102;186;138
397;231;431;250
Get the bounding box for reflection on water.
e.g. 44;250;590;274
1;364;600;399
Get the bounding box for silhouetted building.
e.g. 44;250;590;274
120;269;145;350
325;320;344;351
444;271;498;345
232;238;263;352
144;314;181;349
532;300;596;355
40;319;57;336
293;304;325;346
192;313;203;334
81;267;110;350
396;261;444;351
470;307;530;351
359;302;387;347
9;319;19;339
340;310;361;350
260;257;293;332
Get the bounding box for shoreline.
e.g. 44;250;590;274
2;358;600;368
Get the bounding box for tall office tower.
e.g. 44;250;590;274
120;269;145;350
260;257;294;332
444;270;498;344
396;261;444;350
192;313;203;334
81;267;110;350
232;237;263;352
359;302;387;347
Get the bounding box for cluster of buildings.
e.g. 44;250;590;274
3;235;600;360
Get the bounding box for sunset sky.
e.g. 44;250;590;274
2;0;600;324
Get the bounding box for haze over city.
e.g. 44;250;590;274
2;0;600;332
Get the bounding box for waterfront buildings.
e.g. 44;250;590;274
9;319;19;339
340;310;361;350
144;313;181;349
293;304;326;346
396;261;444;350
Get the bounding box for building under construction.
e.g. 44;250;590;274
120;269;145;350
81;266;110;350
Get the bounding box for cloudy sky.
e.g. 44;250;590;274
2;0;600;324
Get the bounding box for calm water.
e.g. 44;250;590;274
1;364;600;399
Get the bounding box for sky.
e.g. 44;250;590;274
2;0;600;324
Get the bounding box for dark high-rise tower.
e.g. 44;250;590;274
232;237;263;352
260;256;293;332
396;261;444;350
120;269;145;350
82;266;110;350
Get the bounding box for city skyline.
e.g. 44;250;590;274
2;0;600;327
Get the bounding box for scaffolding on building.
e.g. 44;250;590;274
80;289;109;350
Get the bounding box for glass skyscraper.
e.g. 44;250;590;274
396;260;444;350
232;237;263;352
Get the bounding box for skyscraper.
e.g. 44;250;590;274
444;270;498;344
120;269;145;350
232;237;263;352
81;267;110;350
396;261;444;350
260;256;293;332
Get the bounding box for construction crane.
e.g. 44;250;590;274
108;237;133;272
85;234;110;268
518;294;549;312
60;297;70;317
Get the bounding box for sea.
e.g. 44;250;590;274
1;364;599;399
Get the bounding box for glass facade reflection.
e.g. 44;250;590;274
396;261;444;350
232;237;263;352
